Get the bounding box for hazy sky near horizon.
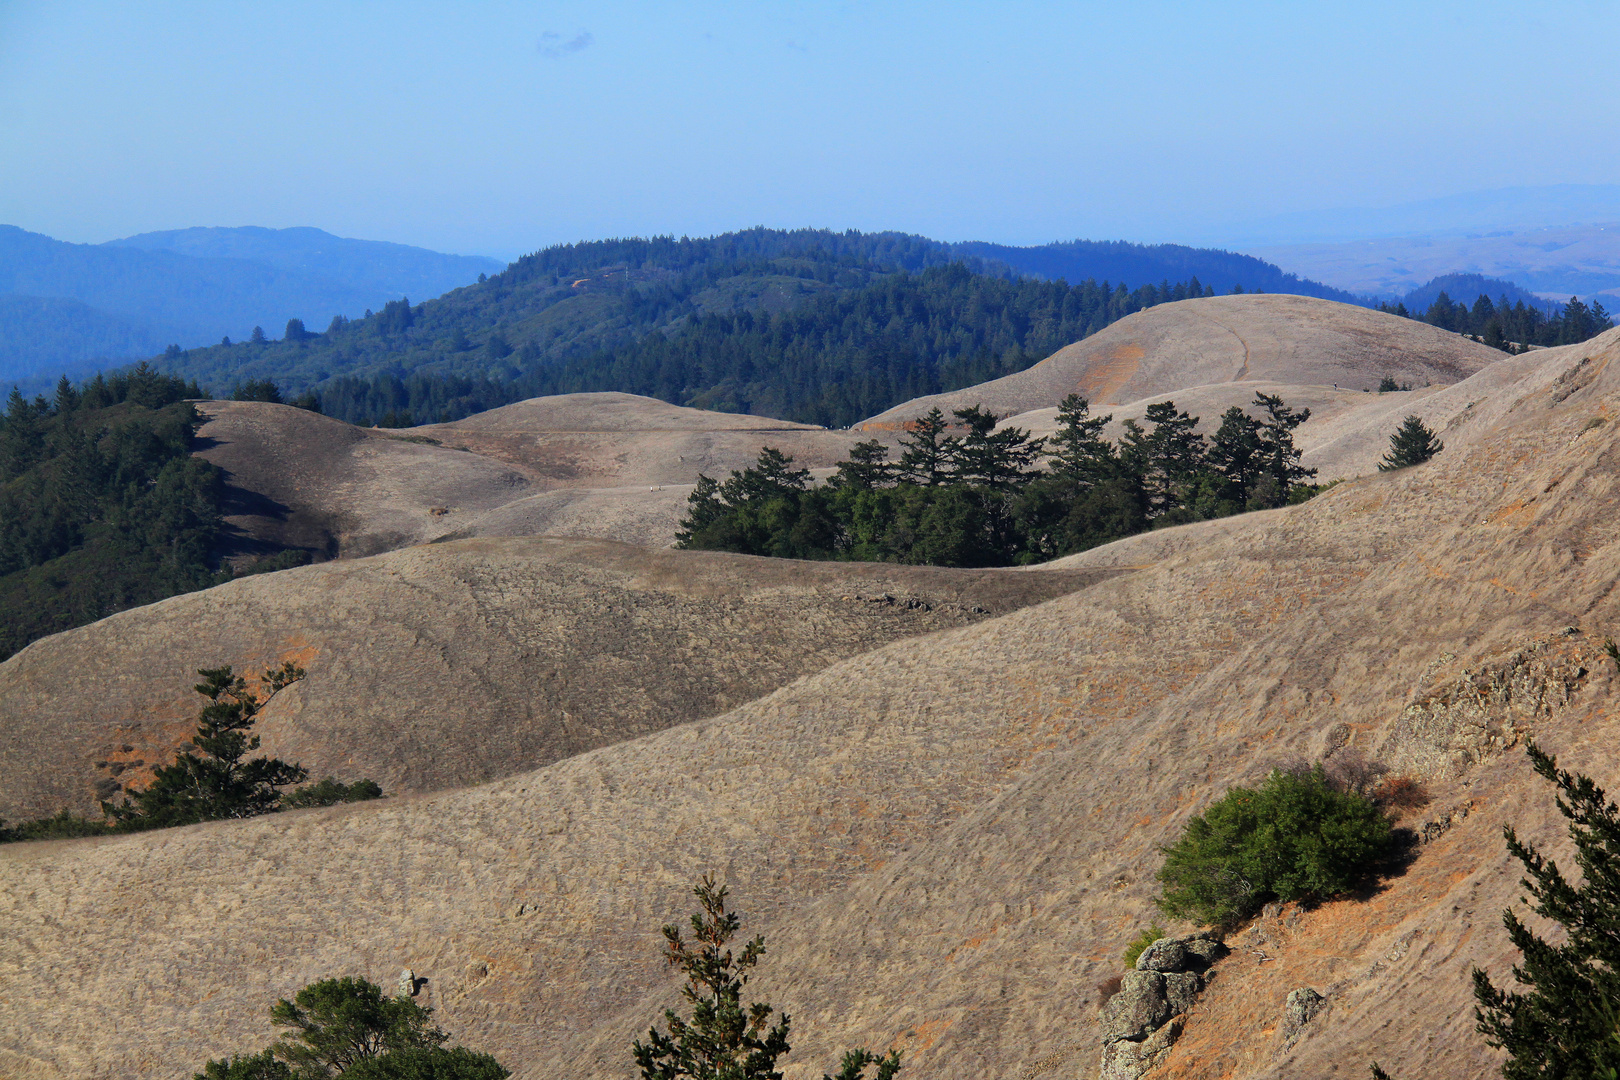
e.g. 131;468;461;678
2;0;1617;259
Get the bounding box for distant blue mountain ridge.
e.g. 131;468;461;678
1;224;1570;395
0;225;504;385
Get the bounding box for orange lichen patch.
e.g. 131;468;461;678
891;1018;953;1054
1487;500;1537;524
1076;343;1145;405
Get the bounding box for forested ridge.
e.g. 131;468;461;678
0;364;227;661
318;266;1216;428
147;228;1278;428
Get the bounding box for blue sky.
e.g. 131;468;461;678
1;1;1617;259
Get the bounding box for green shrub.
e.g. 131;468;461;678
0;809;113;843
1121;925;1166;969
1155;764;1394;928
283;777;384;809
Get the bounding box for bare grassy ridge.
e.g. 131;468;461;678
0;538;1103;822
856;294;1503;427
1;328;1618;1078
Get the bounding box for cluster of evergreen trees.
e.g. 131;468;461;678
0;363;226;661
678;392;1318;567
1379;291;1613;351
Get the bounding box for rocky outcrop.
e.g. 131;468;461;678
1097;932;1229;1079
1281;987;1328;1049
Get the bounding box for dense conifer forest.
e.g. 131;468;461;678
137;229;1234;427
677;392;1323;566
0;364;225;661
1379;290;1612;350
314;266;1215;428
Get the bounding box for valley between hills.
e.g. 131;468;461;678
3;290;1620;1080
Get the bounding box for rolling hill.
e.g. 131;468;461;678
1;322;1617;1080
856;293;1500;425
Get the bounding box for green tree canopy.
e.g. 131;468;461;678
1473;744;1620;1079
104;663;309;828
269;976;447;1077
1380;415;1444;471
1155;764;1394;928
633;875;901;1080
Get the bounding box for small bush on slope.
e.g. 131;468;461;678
283;777;384;809
1155;764;1394;928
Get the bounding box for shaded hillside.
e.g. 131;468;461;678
2;329;1618;1080
0;537;1106;822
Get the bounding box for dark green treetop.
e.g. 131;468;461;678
1046;394;1114;492
1472;744;1620;1079
946;406;1044;490
1379;415;1443;471
633;875;901;1080
104;663;309;828
633;874;793;1080
894;407;956;487
268;976;447;1077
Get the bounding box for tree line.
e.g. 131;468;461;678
678;392;1319;567
0;363;226;661
1379;290;1613;351
309;267;1219;429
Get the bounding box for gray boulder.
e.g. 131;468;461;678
1102;971;1170;1042
1180;932;1230;970
1134;938;1188;973
1282;987;1328;1048
1098;1017;1183;1080
1164;971;1204;1015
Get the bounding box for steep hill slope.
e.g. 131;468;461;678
0;538;1101;822
856;293;1501;429
2;328;1618;1079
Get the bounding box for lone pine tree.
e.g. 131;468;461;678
1379;415;1443;471
633;874;901;1080
1473;744;1620;1079
104;663;309;828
